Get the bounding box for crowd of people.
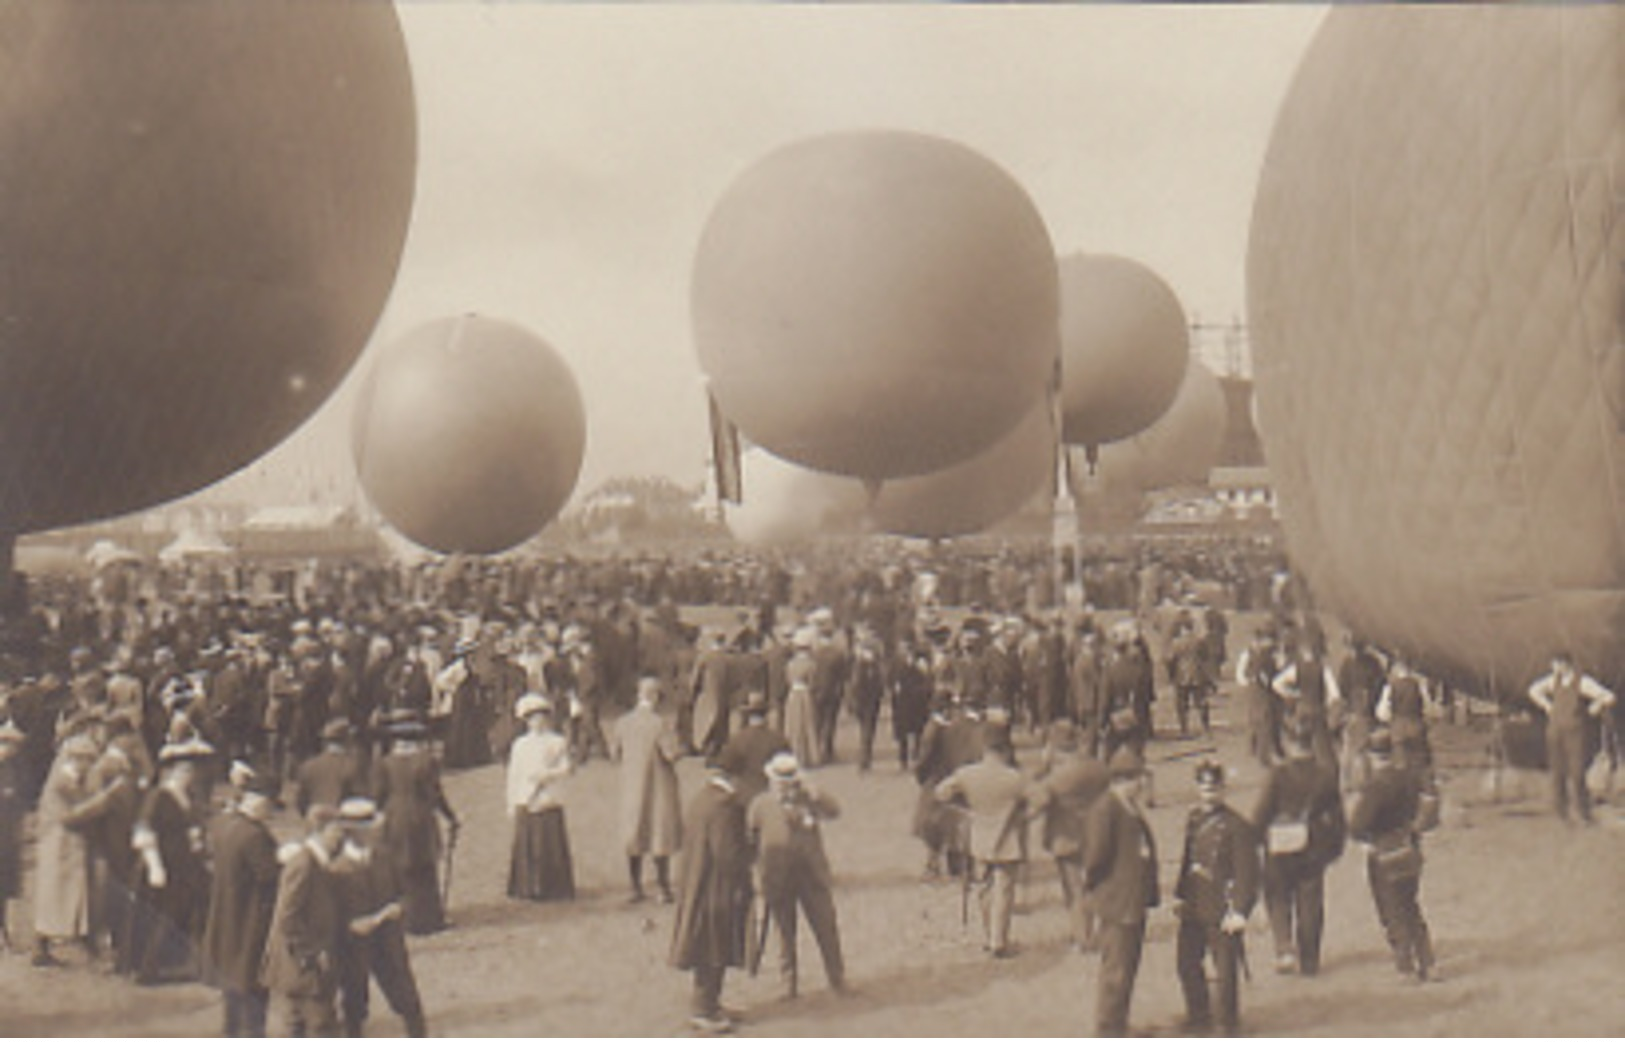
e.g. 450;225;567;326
0;536;1615;1036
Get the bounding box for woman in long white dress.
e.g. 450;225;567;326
506;694;575;901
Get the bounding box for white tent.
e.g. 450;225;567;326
84;538;142;569
158;528;234;564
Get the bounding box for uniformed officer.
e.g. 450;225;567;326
1173;760;1259;1035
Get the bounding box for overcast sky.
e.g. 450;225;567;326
216;2;1327;509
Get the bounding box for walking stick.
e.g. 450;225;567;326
440;819;460;915
747;889;771;977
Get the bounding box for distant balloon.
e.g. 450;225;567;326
1058;254;1190;448
1081;360;1226;496
723;449;865;547
1248;4;1625;691
872;402;1056;539
0;2;416;534
352;316;587;556
693;130;1059;481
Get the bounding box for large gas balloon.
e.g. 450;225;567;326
0;3;415;534
352;316;587;556
723;449;865;547
872;402;1056;539
1248;4;1625;691
1083;360;1227;496
692;130;1059;481
1058;254;1190;448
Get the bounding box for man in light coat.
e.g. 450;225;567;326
612;676;685;903
934;726;1031;958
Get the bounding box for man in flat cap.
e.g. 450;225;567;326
1173;760;1258;1035
1083;746;1159;1037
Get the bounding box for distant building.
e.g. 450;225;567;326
1209;466;1276;520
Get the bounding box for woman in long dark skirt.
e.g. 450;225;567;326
373;717;459;934
506;694;575;901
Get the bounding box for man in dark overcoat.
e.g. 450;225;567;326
1083;747;1159;1037
201;769;281;1037
669;760;753;1034
296;718;367;817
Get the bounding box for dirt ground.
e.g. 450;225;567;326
2;613;1623;1037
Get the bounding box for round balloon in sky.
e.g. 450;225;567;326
1058;253;1190;449
1248;4;1625;691
352;315;587;556
0;2;415;534
692;129;1059;482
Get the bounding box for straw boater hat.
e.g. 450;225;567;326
515;692;552;720
765;752;802;783
338;797;381;829
158;737;215;765
321;718;353;743
0;720;24;745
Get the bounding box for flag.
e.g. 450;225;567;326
708;391;743;504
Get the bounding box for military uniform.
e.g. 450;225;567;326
1173;791;1259;1032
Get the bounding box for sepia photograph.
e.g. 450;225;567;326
0;1;1620;1036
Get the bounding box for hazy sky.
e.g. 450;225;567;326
217;2;1327;509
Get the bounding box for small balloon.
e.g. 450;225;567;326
352;315;587;556
1058;254;1190;449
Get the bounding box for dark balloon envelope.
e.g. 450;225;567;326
351;315;587;556
1248;4;1625;691
870;401;1055;539
1057;253;1190;449
0;3;417;534
692;130;1059;482
1082;360;1226;497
